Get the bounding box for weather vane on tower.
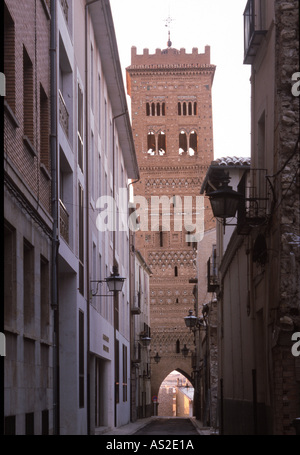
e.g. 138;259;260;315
165;13;174;48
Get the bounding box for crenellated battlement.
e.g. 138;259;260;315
129;45;211;67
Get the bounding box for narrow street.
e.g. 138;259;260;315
133;418;200;436
3;0;299;437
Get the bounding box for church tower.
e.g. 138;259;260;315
126;39;216;401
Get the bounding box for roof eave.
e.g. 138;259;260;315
88;0;139;179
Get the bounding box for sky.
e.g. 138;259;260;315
110;0;251;160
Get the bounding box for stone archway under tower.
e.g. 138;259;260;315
151;357;194;401
155;369;194;417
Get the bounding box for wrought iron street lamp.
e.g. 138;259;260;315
90;265;125;297
208;180;243;219
184;309;207;331
184;309;198;329
140;332;151;347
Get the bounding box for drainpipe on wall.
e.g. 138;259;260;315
50;0;60;435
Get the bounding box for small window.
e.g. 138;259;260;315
146;102;150;116
162;102;166;116
178;102;181;115
176;339;180;353
157;102;160;116
40;84;49;168
23;46;34;143
194;102;197;115
175;266;178;277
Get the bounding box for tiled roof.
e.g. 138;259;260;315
211;156;251;167
200;156;251;194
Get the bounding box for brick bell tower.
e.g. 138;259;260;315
126;38;216;402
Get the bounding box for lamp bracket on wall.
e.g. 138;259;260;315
90;266;125;297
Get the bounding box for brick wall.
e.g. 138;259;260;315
158;386;175;416
4;0;51;214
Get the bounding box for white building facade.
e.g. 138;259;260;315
56;0;139;434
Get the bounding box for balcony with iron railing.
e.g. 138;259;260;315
59;199;69;244
59;89;69;138
237;168;272;234
243;0;267;64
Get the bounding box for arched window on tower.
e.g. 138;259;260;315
194;102;197;115
146;102;150;116
189;130;197;156
179;130;187;155
151;102;155;116
147;131;156;155
176;339;180;354
157;102;160;116
188;102;192;116
158;131;166;155
178;102;181;115
183;102;187;116
162;102;166;116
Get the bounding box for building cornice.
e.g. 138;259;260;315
126;65;216;79
139;164;209;173
88;0;139;179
